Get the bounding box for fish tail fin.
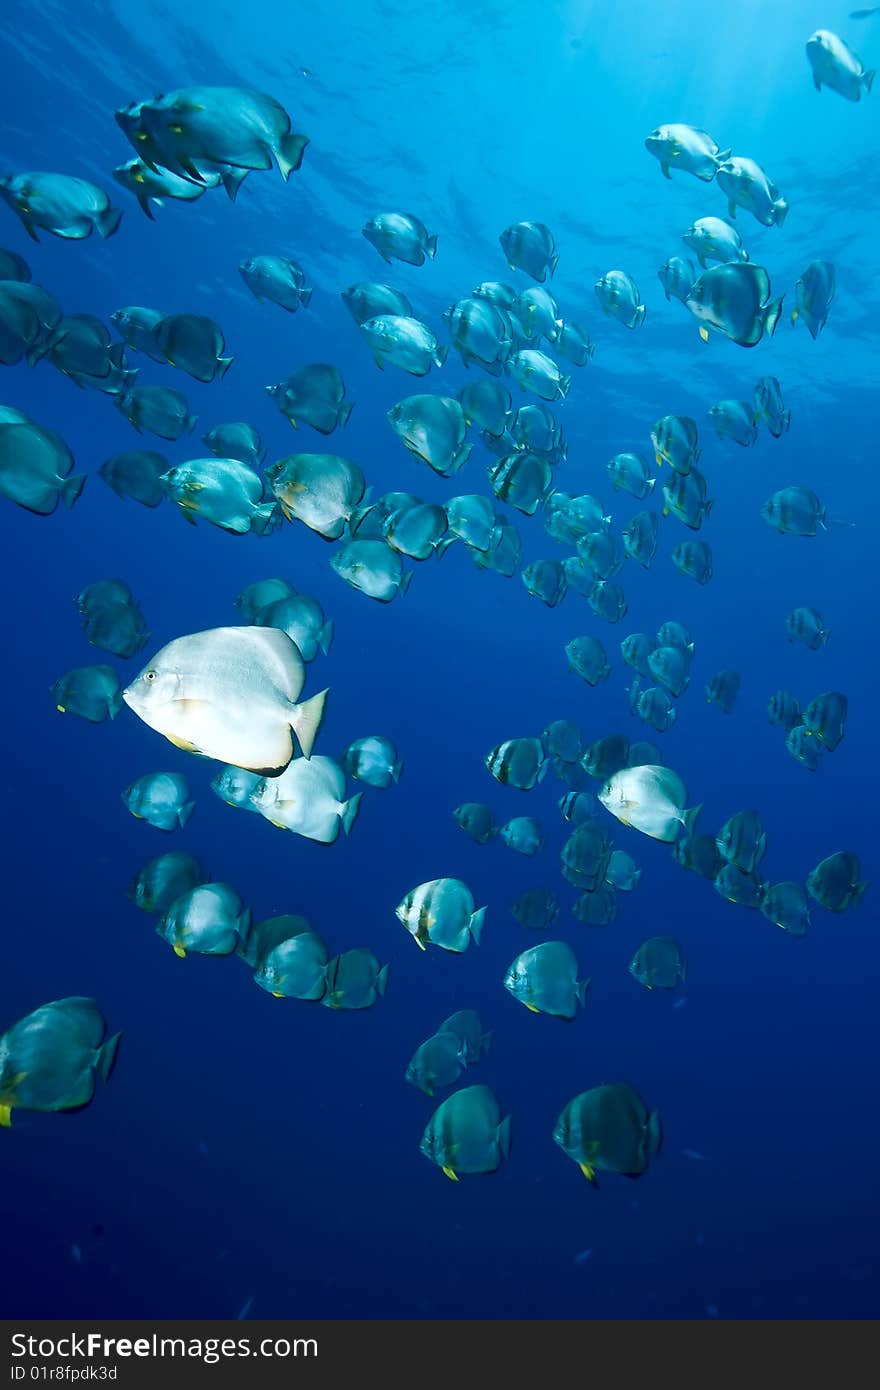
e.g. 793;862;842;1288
634;304;646;328
376;963;390;996
177;800;196;829
682;803;702;835
250;501;277;536
340;792;362;836
764;296;784;337
339;400;354;428
398;570;413;596
854;881;868;906
97;206;123;239
480;1030;493;1057
221;167;249;201
185;414;197;435
97;1032;122;1084
217;356;234;380
434;536;456;557
276;131;309;180
864;69;875;93
299;286;314;308
497;1114;512;1161
435;344;449;368
559;373;572;399
715;147;732;163
774;200;789;228
318;619;334;655
549;253;559;277
62;474;86;508
426;233;438;259
108;690;124;719
290;688;328;759
136;193;155;219
468;906;486;945
577;977;591;1007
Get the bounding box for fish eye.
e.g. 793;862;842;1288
144;669;157;683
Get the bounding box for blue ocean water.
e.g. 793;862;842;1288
1;0;878;1320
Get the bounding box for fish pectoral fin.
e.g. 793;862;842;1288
0;1103;13;1128
413;936;427;951
441;1165;459;1182
699;327;710;343
173;944;187;958
578;1162;597;1184
165;733;201;753
524;1002;541;1013
271;991;285;998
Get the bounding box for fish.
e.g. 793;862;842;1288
0;172;121;241
161;458;276;535
51;665;123;722
606;849;641;892
672;540;713;585
561;821;613;891
341;282;412;326
588;581;628;624
651;415;700;474
156;882;250;957
715;156;788;227
622;511;659;569
330;538;412;602
582;734;630;781
499;221;558;281
553;1083;661;1182
674;830;723;880
629;937;686;990
806;852;867;913
116;86;308;181
153;313;232;383
266;453;365;538
361;315;446;375
110;306;168;362
801;691;847;750
210;765;264;813
686;263;782;346
522;558;567;606
458;379;511;436
420;1084;511;1179
0;998;120;1125
599;765;699;842
806;30;875;100
594;270;645;328
716;809;766;874
485;737;548;790
644;123;729;181
127;851;204;915
506;349;571;401
706;669;741;714
445;297;513;375
708;400;757;447
453;803;496;844
406;1032;464;1096
123;626;328;774
362;211;437;266
251;920;330;1001
786;724;822;771
239;255;312;313
556;321;595;365
786;607;829;649
341;736;401;789
499;816;544;856
761;488;826;536
512;887;560;930
767;690;801;731
445;495;502;552
542;721;584;763
266;364;353;434
99;450;167;507
657;255;696;304
321;949;389;1009
116;384;196;440
572;884;617;926
760;882;812;936
249;756;361;843
607;452;655;499
491;454;554;516
714;864;766;909
504;941;588;1020
387;395;471;476
791;261;836;339
0;421;85;516
753;377;791;438
395;878;485;953
122;772;194;831
683;216;749;268
565;636;612;686
437;1011;491;1068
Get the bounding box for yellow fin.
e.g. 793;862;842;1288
0;1103;12;1128
56;704;66;713
699;327;710;343
166;733;200;753
655;453;663;466
524;1002;541;1013
271;991;284;999
579;1162;597;1183
441;1165;459;1182
413;935;426;951
791;308;799;323
173;944;187;958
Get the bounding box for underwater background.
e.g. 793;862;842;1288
1;0;878;1319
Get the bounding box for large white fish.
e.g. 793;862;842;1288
598;765;700;842
123;627;327;775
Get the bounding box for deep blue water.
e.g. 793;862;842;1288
1;0;878;1320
